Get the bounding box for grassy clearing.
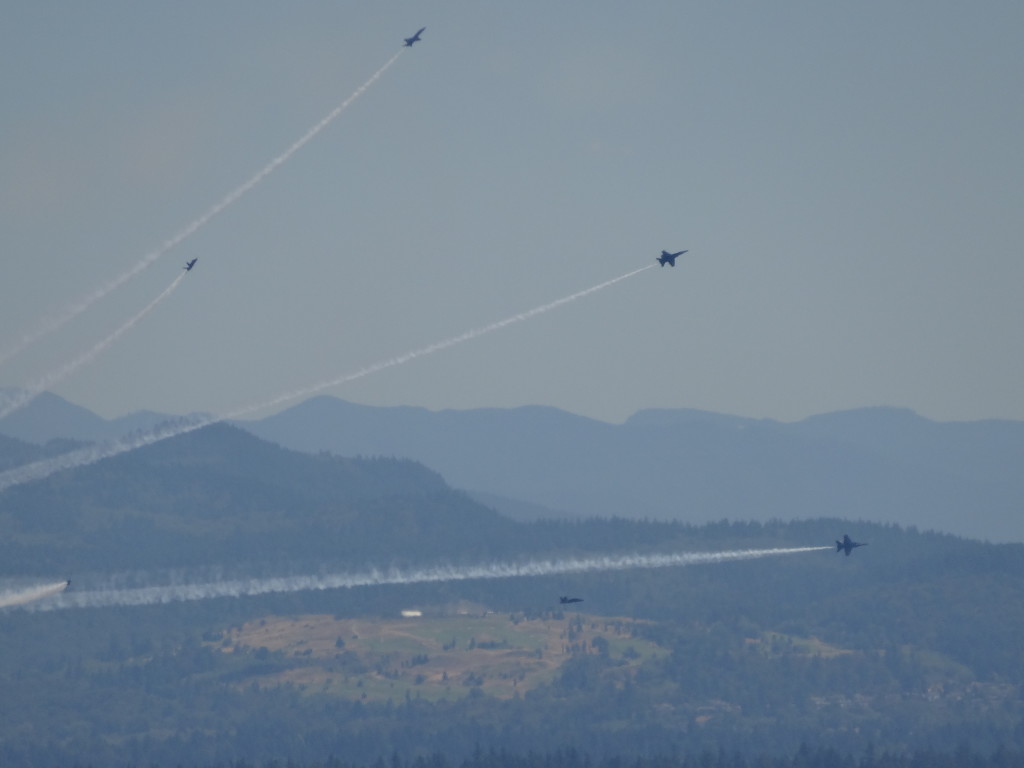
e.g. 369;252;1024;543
754;631;854;658
211;610;664;701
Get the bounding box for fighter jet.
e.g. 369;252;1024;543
184;258;198;271
657;250;688;267
404;27;425;46
836;534;867;556
64;579;71;591
559;596;583;604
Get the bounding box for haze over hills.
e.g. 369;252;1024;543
2;391;1022;543
240;396;1024;543
2;396;1024;765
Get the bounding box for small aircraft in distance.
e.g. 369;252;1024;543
836;534;867;556
184;259;198;271
559;596;583;604
657;250;688;267
64;579;72;590
404;27;425;46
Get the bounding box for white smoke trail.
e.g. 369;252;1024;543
0;580;70;609
225;263;657;418
20;547;831;612
0;50;404;371
0;264;654;493
0;414;204;492
0;272;187;421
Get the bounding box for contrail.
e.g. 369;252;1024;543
0;580;70;609
17;547;831;612
0;50;404;371
0;272;187;421
0;264;654;493
225;263;657;418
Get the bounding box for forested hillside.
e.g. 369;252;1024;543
0;423;1022;765
0;423;520;574
3;523;1023;765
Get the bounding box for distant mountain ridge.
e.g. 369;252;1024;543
0;389;180;444
2;392;1022;543
240;397;1024;543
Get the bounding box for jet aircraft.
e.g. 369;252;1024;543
559;596;583;604
657;250;688;267
404;27;425;46
836;534;867;556
184;259;198;271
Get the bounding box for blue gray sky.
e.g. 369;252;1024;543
2;2;1022;424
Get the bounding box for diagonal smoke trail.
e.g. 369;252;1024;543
0;50;404;370
0;264;653;493
228;263;657;418
19;547;832;612
0;272;187;421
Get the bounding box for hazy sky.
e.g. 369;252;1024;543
2;2;1022;425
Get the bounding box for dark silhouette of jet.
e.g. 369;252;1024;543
64;579;71;590
657;250;688;267
836;534;867;556
184;259;198;271
404;27;425;46
559;596;583;604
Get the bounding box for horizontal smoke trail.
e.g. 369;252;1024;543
22;547;831;612
0;581;70;609
0;264;654;493
0;272;187;421
0;50;404;371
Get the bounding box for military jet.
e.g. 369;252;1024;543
184;258;198;271
404;27;425;46
64;579;71;591
836;534;867;556
657;250;688;267
559;596;583;604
